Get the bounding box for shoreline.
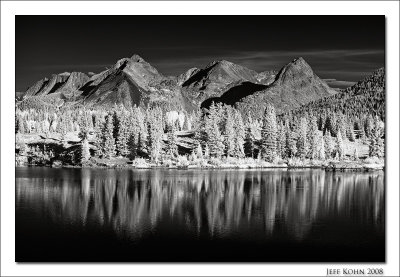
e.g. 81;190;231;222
16;160;385;171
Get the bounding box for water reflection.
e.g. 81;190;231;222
16;169;384;242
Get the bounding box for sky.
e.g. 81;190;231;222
16;15;385;91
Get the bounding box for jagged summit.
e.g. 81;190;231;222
19;54;347;114
177;67;200;86
201;57;338;117
59;72;71;76
181;59;259;103
292;56;306;63
273;57;314;86
130;54;146;63
206;59;233;68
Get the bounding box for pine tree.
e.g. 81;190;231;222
195;143;203;160
147;108;163;162
244;115;256;158
204;103;225;159
204;144;210;159
208;119;225;158
324;130;334;159
233;111;245;158
353;148;359;160
337;114;347;142
335;129;344;160
16;114;26;134
323;115;332;136
112;111;120;142
368;118;384;158
80;138;91;165
224;109;235;157
102;114;116;158
261;104;277;162
78;117;89;142
165;124;179;158
93;121;103;158
317;133;325;160
286;129;297;158
133;107;147;156
365;115;374;139
276;123;286;159
194;114;207;148
296;117;309;159
182;113;190;130
127;133;137;160
116;112;130;157
307;116;319;159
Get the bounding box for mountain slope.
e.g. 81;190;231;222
57;72;90;98
177;67;200;86
24;73;71;97
80;55;194;110
289;68;385;120
19;55;345;114
256;70;277;85
181;60;259;105
22;72;90;99
206;57;337;117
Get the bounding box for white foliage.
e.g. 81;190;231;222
166;111;185;129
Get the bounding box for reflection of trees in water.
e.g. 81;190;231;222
16;169;384;241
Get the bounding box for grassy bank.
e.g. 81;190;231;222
16;155;384;171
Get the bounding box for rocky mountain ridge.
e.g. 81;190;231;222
19;54;339;113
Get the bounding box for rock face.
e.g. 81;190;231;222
256;70;277;85
58;72;90;98
19;55;337;114
79;55;194;110
204;57;337;117
177;67;200;86
24;73;70;97
23;72;89;99
24;78;49;97
181;60;259;105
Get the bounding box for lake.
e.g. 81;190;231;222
15;167;385;262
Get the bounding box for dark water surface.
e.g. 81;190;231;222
16;167;385;262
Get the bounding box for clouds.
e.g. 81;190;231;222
17;47;383;92
151;48;384;83
323;79;356;89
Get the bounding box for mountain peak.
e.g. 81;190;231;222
287;57;312;70
292;56;306;64
130;54;146;63
274;57;314;86
207;59;233;68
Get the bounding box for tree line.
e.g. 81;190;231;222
15;98;385;166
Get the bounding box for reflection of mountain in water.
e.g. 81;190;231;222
16;169;384;241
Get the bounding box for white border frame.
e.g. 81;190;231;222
1;1;399;276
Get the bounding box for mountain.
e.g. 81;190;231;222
203;57;337;117
19;55;340;114
78;55;194;110
57;72;90;98
289;67;385;120
23;72;89;99
24;72;69;97
177;67;200;86
181;60;259;105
